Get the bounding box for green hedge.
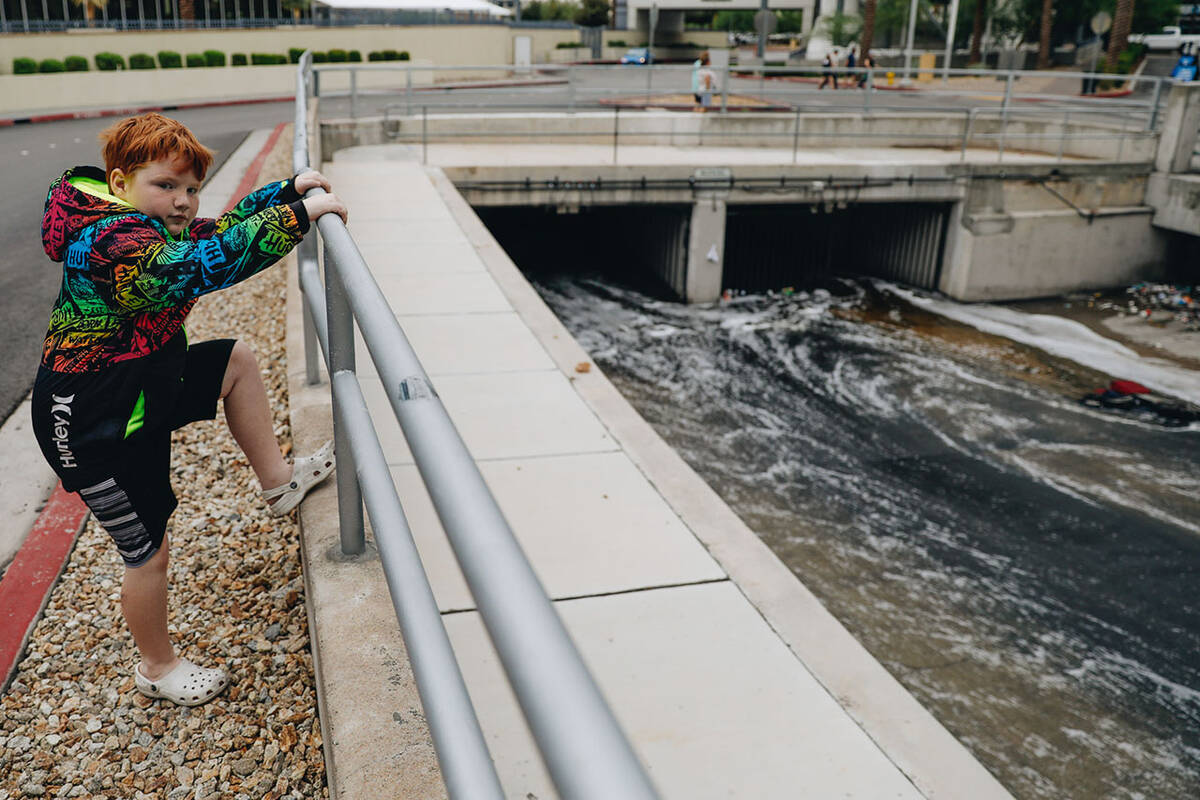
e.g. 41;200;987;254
157;50;183;69
289;47;305;64
367;49;410;61
327;48;347;63
95;52;125;71
39;59;65;73
14;57;37;74
250;53;287;65
204;49;225;67
349;50;362;62
186;53;206;68
64;55;88;72
130;53;155;70
232;53;247;66
556;42;586;48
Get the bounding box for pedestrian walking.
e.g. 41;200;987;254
820;49;839;90
857;50;875;88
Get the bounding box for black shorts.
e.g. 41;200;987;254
74;339;236;568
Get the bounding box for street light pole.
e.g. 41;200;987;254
756;0;768;61
902;0;918;84
942;0;960;82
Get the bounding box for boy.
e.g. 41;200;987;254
31;113;347;707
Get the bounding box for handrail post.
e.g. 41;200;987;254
1058;109;1069;163
720;65;728;115
301;237;322;385
613;105;619;164
406;65;413;116
567;64;576;113
864;68;873;114
1149;77;1163;131
323;242;365;556
960;108;974;162
422;105;428;165
350;67;358;120
792;106;800;164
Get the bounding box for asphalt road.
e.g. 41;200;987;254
0;102;295;423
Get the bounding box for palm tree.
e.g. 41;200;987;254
861;0;876;55
180;0;194;20
70;0;107;25
1037;0;1053;69
969;0;986;64
1106;0;1134;68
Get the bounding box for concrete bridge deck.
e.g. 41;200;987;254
288;143;1015;797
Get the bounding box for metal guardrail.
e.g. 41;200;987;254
314;62;1170;127
310;62;1167;165
292;52;659;800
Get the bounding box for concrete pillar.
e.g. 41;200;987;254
686;196;726;303
1154;82;1200;175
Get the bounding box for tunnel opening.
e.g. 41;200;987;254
474;201;953;301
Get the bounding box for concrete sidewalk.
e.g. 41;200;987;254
288;148;1016;797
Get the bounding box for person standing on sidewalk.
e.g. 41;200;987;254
30;113;346;707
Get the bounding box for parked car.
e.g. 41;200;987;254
619;47;652;65
1130;25;1200;51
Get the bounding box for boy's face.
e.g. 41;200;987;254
110;157;201;236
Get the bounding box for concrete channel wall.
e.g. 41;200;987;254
320;112;1172;302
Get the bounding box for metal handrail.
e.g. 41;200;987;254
313;61;1170;129
293;52;659;800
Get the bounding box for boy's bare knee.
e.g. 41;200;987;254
122;544;169;586
221;340;257;397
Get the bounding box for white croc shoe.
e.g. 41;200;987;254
136;658;229;707
262;440;336;516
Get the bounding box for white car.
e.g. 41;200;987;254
1130;25;1200;50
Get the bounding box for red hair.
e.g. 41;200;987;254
99;112;214;186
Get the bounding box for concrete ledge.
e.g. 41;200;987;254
321;109;1159;163
1148;172;1200;235
285;254;447;799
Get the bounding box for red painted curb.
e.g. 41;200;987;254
0;485;88;690
226;121;288;214
0;124;285;693
0;95;293;127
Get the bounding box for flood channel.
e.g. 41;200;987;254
525;272;1200;799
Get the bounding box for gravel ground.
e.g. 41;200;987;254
0;132;329;800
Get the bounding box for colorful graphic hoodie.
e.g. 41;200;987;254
32;165;309;491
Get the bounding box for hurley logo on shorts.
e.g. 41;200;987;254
50;393;77;469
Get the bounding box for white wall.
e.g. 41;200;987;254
0;25;580;74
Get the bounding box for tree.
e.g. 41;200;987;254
1037;0;1053;67
71;0;107;25
861;0;877;53
1107;0;1134;68
573;0;609;26
283;0;310;20
819;12;863;46
180;0;195;20
969;0;986;63
712;10;758;30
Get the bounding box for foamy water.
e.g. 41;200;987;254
532;275;1200;800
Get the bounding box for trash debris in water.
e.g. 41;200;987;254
1080;379;1200;427
1120;284;1197;330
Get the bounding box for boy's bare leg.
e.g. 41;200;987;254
122;537;178;680
220;341;292;492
